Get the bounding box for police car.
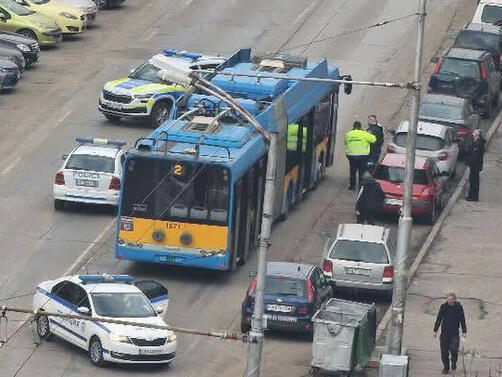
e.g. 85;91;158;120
98;48;225;129
53;138;126;210
33;274;174;366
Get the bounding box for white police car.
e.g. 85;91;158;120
53;138;126;210
33;274;174;366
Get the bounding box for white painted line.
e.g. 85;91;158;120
1;156;22;176
375;109;502;345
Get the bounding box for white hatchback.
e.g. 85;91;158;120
473;0;502;25
53;138;126;209
387;120;459;177
32;274;175;366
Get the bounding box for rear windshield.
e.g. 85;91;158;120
440;58;480;79
481;5;502;24
330;240;389;264
265;276;306;297
419;103;462;120
394;133;445;151
65;154;115;173
375;165;428;185
454;30;500;56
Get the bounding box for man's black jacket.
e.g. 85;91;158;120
356;178;386;212
434;302;467;337
465;138;485;171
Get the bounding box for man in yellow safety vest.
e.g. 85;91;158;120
287;123;307;152
344;120;376;190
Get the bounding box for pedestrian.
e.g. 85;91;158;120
355;171;386;225
465;128;485;202
344;121;376;190
433;292;467;374
366;115;384;169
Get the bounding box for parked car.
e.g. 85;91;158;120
322;223;394;299
0;43;24;71
54;0;97;24
473;0;502;25
0;56;19;89
241;262;333;334
0;31;39;65
419;94;479;156
453;23;502;70
374;154;449;224
387;120;460;177
13;0;86;35
428;48;500;118
0;0;62;46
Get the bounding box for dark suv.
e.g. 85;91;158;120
428;48;500;118
453;23;502;70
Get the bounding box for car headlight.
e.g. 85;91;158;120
166;333;177;343
16;44;30;52
0;68;6;73
60;12;78;19
133;93;154;100
108;333;132;343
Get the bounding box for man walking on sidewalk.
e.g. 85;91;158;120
344;120;376;190
366;115;384;169
355;172;386;225
465;129;485;202
433;292;467;374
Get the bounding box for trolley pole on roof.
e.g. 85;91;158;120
387;0;427;356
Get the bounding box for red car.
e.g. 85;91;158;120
374;153;449;224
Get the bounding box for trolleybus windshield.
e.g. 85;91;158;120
122;157;230;224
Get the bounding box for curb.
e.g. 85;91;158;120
374;109;502;347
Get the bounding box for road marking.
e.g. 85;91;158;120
1;156;22;176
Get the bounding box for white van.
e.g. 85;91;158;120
473;0;502;25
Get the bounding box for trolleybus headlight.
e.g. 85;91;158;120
152;229;166;242
180;232;192;245
118;238;125;245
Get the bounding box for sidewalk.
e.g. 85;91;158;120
403;125;502;377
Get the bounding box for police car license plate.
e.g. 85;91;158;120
385;198;403;206
139;348;163;355
76;179;98;187
107;101;122;110
263;314;297;322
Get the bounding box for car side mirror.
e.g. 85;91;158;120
431;56;439;63
77;306;90;315
248;270;257;278
62;154;68;160
154;305;164;314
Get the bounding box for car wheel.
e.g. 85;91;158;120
36;315;53;341
149;102;172;129
88;336;105;367
104;113;121;122
427;202;437;225
17;29;37;42
241;321;250;334
54;199;65;211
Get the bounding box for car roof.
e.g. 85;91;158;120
266;261;314;279
446;47;487;60
421;93;465;107
464;23;502;34
381;153;429;169
336;223;389;243
72;144;121;158
60;275;141;294
397;120;449;138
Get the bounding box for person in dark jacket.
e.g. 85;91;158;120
355;172;386;225
434;292;467;374
366;115;384;168
465;129;485;202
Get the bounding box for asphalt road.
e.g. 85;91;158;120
0;0;484;376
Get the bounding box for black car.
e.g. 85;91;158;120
241;262;333;334
0;44;25;72
428;48;500;118
453;23;502;70
0;31;39;65
0;57;19;89
419;94;479;155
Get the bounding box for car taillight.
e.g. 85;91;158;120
499;53;502;68
306;278;314;304
322;259;333;273
480;62;487;80
109;176;120;190
387;144;396;153
456;127;469;137
297;306;309;315
433;56;443;74
383;266;394;281
438;151;449;161
55;171;65;185
249;277;257;295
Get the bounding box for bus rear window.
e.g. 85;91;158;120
121;158;230;224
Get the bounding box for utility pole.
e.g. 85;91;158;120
244;132;278;377
387;0;427;355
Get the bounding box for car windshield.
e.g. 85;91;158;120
419;103;463;120
481;5;502;24
129;61;169;84
439;58;480;79
65;154;115;173
122;157;230;224
91;292;156;318
394;133;445;151
375;165;428;185
0;0;35;15
330;240;389;264
265;276;306;297
454;30;500;56
30;0;50;4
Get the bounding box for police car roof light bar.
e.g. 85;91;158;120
162;48;202;61
78;274;134;284
75;137;126;148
